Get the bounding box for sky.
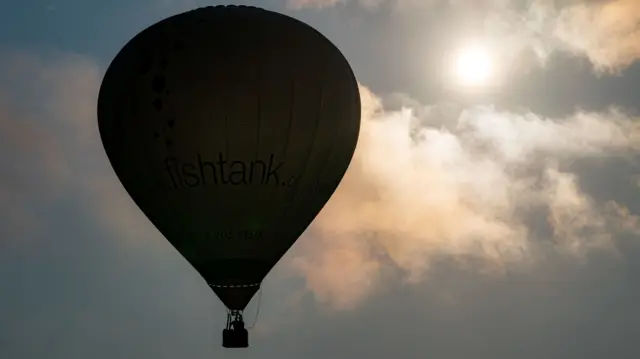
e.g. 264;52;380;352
3;0;640;358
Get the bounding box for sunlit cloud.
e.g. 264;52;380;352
287;0;640;72
290;85;640;309
3;47;640;314
551;0;640;71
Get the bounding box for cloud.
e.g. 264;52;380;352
287;0;345;9
289;84;640;310
286;0;439;10
551;0;640;71
286;0;640;72
0;50;156;247
3;48;640;320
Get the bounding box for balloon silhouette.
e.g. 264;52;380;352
97;5;361;348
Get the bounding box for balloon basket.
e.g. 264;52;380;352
222;310;249;348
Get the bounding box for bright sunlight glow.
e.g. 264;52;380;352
454;45;493;87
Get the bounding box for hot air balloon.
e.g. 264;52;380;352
97;5;361;348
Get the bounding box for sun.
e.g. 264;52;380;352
453;45;493;88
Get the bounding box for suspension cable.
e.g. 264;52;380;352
247;287;263;330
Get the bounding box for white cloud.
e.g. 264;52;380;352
286;0;640;72
290;85;640;309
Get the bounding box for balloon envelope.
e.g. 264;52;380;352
97;5;361;310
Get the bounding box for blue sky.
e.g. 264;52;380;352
3;1;640;358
